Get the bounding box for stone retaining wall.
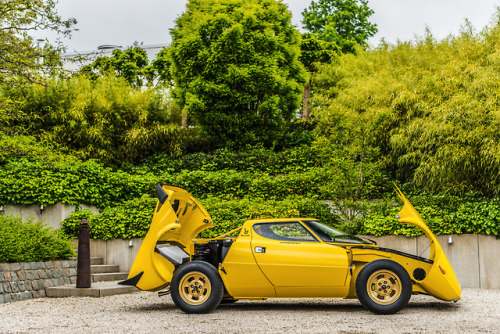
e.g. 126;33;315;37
0;260;77;304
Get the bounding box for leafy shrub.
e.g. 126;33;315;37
2;75;182;164
61;196;339;240
0;159;158;208
0;215;74;263
61;196;156;240
0;134;77;165
361;194;500;236
201;196;340;238
139;145;323;175
314;21;500;196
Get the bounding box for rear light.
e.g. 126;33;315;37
439;265;446;274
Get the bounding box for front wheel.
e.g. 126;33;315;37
355;259;412;314
170;261;224;314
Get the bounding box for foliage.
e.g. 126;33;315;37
0;0;76;85
0;134;77;164
361;193;500;237
298;33;339;119
61;191;500;240
201;196;339;237
299;33;339;72
314;20;500;196
61;195;338;240
0;159;157;208
138;145;323;175
302;0;377;53
61;196;157;240
0;215;74;263
81;46;156;87
163;166;387;201
3;75;182;164
167;0;307;147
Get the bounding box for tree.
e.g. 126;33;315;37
0;0;76;84
167;0;307;147
302;0;377;53
313;19;500;197
0;0;76;136
80;45;155;87
299;33;338;119
3;75;181;164
299;0;377;120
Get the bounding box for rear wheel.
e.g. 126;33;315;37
356;259;412;314
171;261;224;314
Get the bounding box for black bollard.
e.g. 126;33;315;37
76;219;91;288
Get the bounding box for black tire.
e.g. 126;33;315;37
355;259;412;315
170;261;224;314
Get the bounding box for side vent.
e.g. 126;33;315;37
413;268;426;281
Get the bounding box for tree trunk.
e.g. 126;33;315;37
302;81;311;120
181;109;187;128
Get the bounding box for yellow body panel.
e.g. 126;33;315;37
219;229;276;298
126;186;212;291
394;187;461;300
250;226;349;288
125;185;461;303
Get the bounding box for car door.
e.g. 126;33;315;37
250;221;349;289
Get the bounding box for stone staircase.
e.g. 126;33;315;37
46;256;137;298
90;257;129;283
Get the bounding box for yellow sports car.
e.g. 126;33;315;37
120;185;461;314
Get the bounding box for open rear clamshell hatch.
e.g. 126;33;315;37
119;185;213;291
394;187;461;300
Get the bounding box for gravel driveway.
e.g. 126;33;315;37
1;288;499;333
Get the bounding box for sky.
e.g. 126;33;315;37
38;0;500;53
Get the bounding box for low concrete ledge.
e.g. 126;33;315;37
46;281;139;298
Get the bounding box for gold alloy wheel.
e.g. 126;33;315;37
178;271;212;306
366;270;402;305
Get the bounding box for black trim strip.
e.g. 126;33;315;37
118;271;144;287
350;246;434;264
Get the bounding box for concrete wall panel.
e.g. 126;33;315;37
89;240;107;260
366;235;417;255
4;204;41;222
478;235;500;289
417;234;480;288
2;203;99;230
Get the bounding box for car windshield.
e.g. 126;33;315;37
302;220;373;244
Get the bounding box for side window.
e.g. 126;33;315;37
253;222;317;242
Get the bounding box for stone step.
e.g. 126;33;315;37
92;272;129;282
91;264;119;274
46;281;138;298
69;257;105;265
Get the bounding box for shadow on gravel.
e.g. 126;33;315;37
124;299;460;314
125;300;365;313
405;301;460;312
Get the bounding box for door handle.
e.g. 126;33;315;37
254;246;266;253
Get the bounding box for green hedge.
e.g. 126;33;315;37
138;145;322;175
0;158;387;207
61;196;339;240
61;196;156;240
0;215;74;263
60;192;500;240
361;194;500;236
0;159;157;208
